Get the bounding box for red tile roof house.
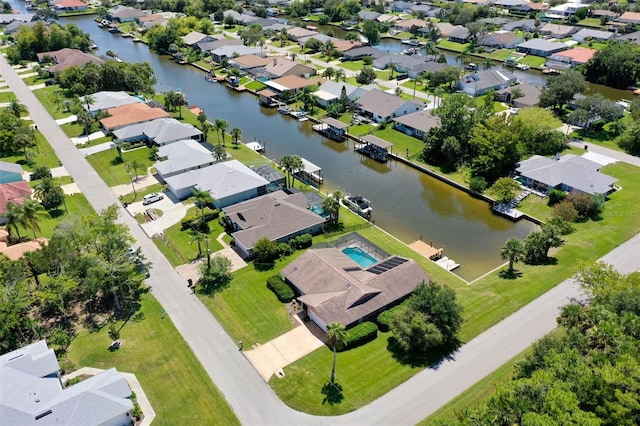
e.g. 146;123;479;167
548;47;597;68
618;11;640;25
52;0;89;12
100;103;170;131
0;181;32;225
36;48;104;74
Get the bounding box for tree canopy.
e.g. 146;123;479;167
7;22;92;63
585;42;640;89
57;61;156;96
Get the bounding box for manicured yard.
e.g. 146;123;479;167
268;162;640;415
245;80;265;91
60;121;84;138
85;147;154;187
518;55;546;68
0;91;18;103
68;295;239;426
1;130;61;171
578;17;603;28
33;193;95;239
338;61;364;72
33;86;76;120
487;49;513;61
437;40;470;52
570;126;621;152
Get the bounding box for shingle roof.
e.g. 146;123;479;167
81;91;142;113
618;11;640;23
223;190;324;251
393;110;440;133
282;247;429;327
232;54;273;68
356;89;422;118
0;161;24;182
517;39;567;52
182;31;210;46
113;117;201;145
155;139;213;176
100;103;170;130
37;48;104;73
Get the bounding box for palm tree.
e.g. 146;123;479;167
197;111;209;133
21;199;48;239
2;201;27;241
326;322;347;384
412;74;424;99
76;110;94;136
174;92;188;119
334;68;346;82
321;190;344;224
33;177;64;210
388;61;397;79
483;58;495;70
230;127;242;148
111;139;124;162
213;118;228;145
500;238;524;272
7;97;27;118
280;155;303;188
191;187;213;221
164;90;176;111
212;144;226;161
189;231;208;258
128;159;145;180
322;67;336;80
456;49;471;70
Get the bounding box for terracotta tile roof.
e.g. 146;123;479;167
0;237;48;260
0;181;31;214
619;11;640;23
54;0;88;7
100;103;170;130
554;47;597;64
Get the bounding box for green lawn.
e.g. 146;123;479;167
488;49;513;61
518;55;547;68
152;206;224;267
338;61;364;72
437;40;470;52
373;126;424;159
245;80;266;91
22;75;47;86
1;130;61;171
578;17;603;28
570;126;621;152
226;143;272;167
33;193;95;239
60;121;84;138
0;91;18;103
33;86;76;120
85;147;154;187
68;295;239;426
269;162;640;415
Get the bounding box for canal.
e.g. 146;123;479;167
44;14;540;281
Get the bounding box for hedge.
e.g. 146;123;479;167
376;304;404;332
340;321;378;351
180;209;220;230
290;233;312;249
267;275;294;303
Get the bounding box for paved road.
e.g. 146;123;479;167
569;140;640;167
3;55;640;425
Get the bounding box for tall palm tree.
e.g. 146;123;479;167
280;155;303;188
213;118;228;145
191;187;213;221
230;127;242;148
483;58;495;70
2;201;27;241
456;49;471;70
388;61;397;79
164;90;176;111
7;97;27;118
500;238;524;272
174;92;188;119
326;322;347;384
413;74;424;98
322;67;336;80
189;230;208;258
213;144;226;161
128;159;145;180
21;199;48;239
334;68;346;82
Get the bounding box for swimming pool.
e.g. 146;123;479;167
342;247;378;268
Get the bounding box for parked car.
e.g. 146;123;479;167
142;193;164;205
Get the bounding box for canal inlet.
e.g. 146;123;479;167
44;13;540;281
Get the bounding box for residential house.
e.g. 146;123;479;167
164;159;268;203
406;61;448;79
0;14;35;25
373;53;426;74
52;0;88;12
495;82;541;108
389;1;414;13
572;28;614;42
100;103;170;131
479;31;523;49
477;17;511;26
107;5;148;23
0;181;31;222
515;154;618;196
182;31;216;46
411;4;434;16
618;30;640;45
0;161;24;184
448;25;471;43
393;110;440;140
230;54;273;72
263;75;324;97
502;19;539;32
80;91;142;115
36;48;104;73
515;1;549;13
516;39;568;57
197;38;242;54
394;19;427;33
341;46;387;61
4;19;40;36
546;2;582;19
457;69;517;97
112;117;203;146
435;22;456;38
262;57;316;79
257;89;278;107
618;11;640;25
591;10;619;20
313;80;372;107
210;45;264;63
0;340;133;425
355;89;423;123
223;190;325;258
286;27;319;41
494;0;526;10
547;47;596;69
250;164;286;192
137;12;177;29
0;236;48;260
281;235;430;331
358;11;381;21
155;139;215;180
539;23;579;38
376;14;400;24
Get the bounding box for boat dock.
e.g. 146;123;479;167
294;158;323;187
356;134;393;162
492;204;524;220
312;118;348;141
409;240;460;271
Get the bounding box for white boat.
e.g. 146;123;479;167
277;103;289;114
289;110;306;120
345;195;372;217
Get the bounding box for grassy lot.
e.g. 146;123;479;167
226;143;272;167
85;147;154;187
488;49;513;61
338;61;364;72
68;295;239;426
245;80;265;91
1;130;61;171
578;17;602;28
33;86;75;120
60;121;84;138
373;126;423;159
0;91;18;103
22;75;47;86
437;40;470;52
33;193;95;239
152;206;224;267
518;55;546;68
119;183;165;205
269;162;640;415
76;135;113;149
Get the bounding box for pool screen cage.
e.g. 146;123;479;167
312;232;390;261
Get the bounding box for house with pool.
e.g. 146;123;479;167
281;233;430;331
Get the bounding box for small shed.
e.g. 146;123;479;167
312;117;349;141
357;135;393;162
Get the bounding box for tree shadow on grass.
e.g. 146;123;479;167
253;261;275;272
499;269;523;280
48;208;65;219
387;337;461;369
321;381;344;405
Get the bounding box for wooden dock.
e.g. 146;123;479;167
409;240;444;260
492;204;524;220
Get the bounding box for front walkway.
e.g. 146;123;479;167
63;367;156;426
244;314;325;381
126;195;192;237
72;130;106;145
111;170;160;197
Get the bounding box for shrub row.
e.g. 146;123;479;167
180;209;220;230
266;275;294;303
376;304;404;332
290;233;312;250
340;321;378;351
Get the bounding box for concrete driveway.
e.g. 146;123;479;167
245;316;325;381
126;195;192;237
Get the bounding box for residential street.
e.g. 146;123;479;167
3;54;640;425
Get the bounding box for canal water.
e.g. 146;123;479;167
32;13;540;281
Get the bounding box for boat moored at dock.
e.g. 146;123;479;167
344;195;372;217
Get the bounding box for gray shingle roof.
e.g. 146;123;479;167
155;139;213;176
113;117;202;145
355;89;422;118
393;110;440;133
517;39;567;52
81;91;142;113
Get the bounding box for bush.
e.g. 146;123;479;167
267;275;294;302
552;200;579;222
377;304;404;332
276;242;294;258
547;189;566;206
290;233;312;250
548;216;574;235
469;176;487;193
180;209;219;230
340;321;378;351
254;237;278;263
31;165;52;181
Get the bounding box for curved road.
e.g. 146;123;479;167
3;56;639;425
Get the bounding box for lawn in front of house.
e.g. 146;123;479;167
33;86;75;120
68;295;239;426
0;130;61;171
85;146;154;187
269;162;640;415
31;193;95;239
